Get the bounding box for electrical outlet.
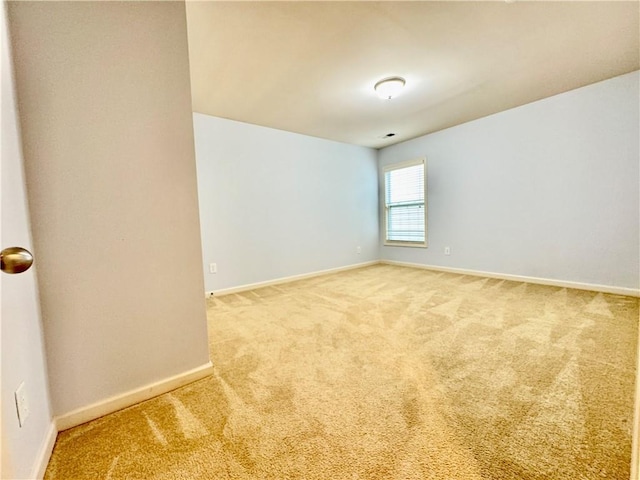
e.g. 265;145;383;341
444;246;451;255
15;382;29;427
209;263;217;274
356;246;362;254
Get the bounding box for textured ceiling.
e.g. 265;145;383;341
185;1;639;149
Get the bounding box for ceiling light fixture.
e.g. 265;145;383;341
374;77;406;100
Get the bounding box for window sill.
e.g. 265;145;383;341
383;241;428;248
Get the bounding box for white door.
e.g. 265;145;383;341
1;3;53;478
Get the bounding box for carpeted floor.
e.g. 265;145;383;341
44;264;638;479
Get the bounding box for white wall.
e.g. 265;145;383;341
1;3;53;478
379;71;640;291
7;1;210;416
194;114;379;292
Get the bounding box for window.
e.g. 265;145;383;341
383;158;427;247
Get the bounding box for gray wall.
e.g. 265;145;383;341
379;71;640;290
8;1;210;416
193;114;379;292
1;3;52;478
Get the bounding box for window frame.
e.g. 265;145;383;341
383;157;428;248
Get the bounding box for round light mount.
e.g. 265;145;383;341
374;77;406;100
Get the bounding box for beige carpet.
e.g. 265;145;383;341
45;264;638;479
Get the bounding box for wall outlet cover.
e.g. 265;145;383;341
15;382;30;427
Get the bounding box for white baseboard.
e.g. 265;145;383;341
31;420;57;480
380;260;640;297
206;261;380;297
631;325;640;480
55;361;214;432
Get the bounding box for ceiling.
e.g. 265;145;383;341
185;1;639;149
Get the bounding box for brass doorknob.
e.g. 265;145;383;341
1;247;34;274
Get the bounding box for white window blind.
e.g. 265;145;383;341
384;159;426;246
